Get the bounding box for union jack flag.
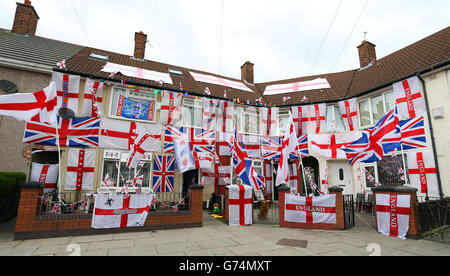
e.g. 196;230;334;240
230;128;264;191
23;116;100;147
297;134;310;158
261;134;309;160
342;107;400;165
152;155;175;192
397;116;427;150
164;126;215;155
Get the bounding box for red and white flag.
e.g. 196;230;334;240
202;98;218;130
291;105;309;136
160;91;182;125
202;164;231;186
30;163;59;194
102;173;112;187
394;76;426;120
228;185;253;226
217;101;234;133
289;163;299;194
285;194;337;224
217;132;234;156
310;133;360;159
264;163;273;194
92;193;154;229
276;115;298;187
65;148;96;191
242;134;261;158
0;82;57;125
375;193;411;240
127;125;163;168
260;107;279;136
52;72;80;115
82;78;103;117
99;118;138;150
407;150;439;196
308;103;326;134
338;98;359;132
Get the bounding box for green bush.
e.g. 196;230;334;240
0;172;26;222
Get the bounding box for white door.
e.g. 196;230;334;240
328;161;353;195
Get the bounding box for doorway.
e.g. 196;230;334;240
300;156;320;196
182;169;199;203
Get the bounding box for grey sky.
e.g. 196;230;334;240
0;0;449;83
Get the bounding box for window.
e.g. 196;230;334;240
182;98;202;128
339;169;344;181
371;95;385;122
108;86;156;123
377;154;408;186
359;99;372;128
168;68;183;76
102;150;152;188
358;90;396;129
89;52;109;61
363;165;378;188
326;106;346;132
231;159;262;185
278;108;291;136
235;106;259;135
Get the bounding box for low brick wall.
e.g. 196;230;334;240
279;186;346;231
14;183;204;240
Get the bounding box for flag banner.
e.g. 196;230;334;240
217;101;234;133
23;116;100;148
375;193;411;240
260;107;279;136
217;132;233;156
291;105;309;136
228;185;253;226
310;133;360;159
202;98;218;131
92;193;154;229
276;115;298;187
99;118;137;150
394;76;426;120
263;78;331;95
397;116;427;150
127;126;163;168
242;134;261;158
289;163;299;194
261;136;301;160
82;78;103;117
174;133;196;173
65;148;96;191
152;155;175;192
285;193;337;224
160;92;182;125
115;95;155;121
309;104;327;134
202;165;231;186
338;98;359;132
407;150;439;196
30;163;59;194
52;72;80;115
189;71;254;92
164;126;215;155
0;82;58;125
102;62;173;84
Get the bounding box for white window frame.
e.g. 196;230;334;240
358;90;395;129
181;97;203;129
326;105;346;133
230;158;263;185
108;86;157;123
362;163;378;192
278;108;292;136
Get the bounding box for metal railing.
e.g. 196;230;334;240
416;197;450;243
343;194;355;230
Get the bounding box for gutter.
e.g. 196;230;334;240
0;56;53;74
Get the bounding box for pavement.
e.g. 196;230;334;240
0;211;449;256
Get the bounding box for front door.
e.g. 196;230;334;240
328;161;353;195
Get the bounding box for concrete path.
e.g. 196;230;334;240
0;212;449;256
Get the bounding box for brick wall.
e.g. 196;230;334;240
14;183;204;240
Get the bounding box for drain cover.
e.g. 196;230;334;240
276;239;308;248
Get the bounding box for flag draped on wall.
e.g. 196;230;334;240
160;92;182;125
310;133;360;159
394;76;426;120
338;98;359;132
126;124;162;168
217;101;234;133
115;95;154;121
260;107;279;136
99;118;137;150
375;193;411;240
152;155;175;192
291;105;309;136
82;78;103;117
228;185;253;226
65;148;96;191
407;150;439;196
30;163;59;194
285;194;337;224
308;104;326;134
164;126;215;155
52;72;80;115
202;98;218;131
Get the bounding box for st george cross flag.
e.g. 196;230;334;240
241;134;261;158
152;155;175;192
23;116;100;148
92;193;154;229
375;193;411;240
276;115;298;187
82;78;103;117
217;101;234;133
30;163;59;194
217;132;233;156
407;150;439;196
228;185;253;226
52;72;80;115
309;104;327;134
260;107;279;136
285;193;337;224
160;91;182;125
397;116;427;150
310;133;360;159
202;164;231;186
127;125;163;168
65;148;96;191
338;98;359;132
291;105;309;136
164;126;215;155
202;98;218;131
394;76;426;120
0;82;58;125
115;95;155;121
99;118;138;150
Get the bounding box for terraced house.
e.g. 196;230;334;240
1;1;449;209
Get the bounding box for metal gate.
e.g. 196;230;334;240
417;197;450;244
252;200;280;225
343;194;355;230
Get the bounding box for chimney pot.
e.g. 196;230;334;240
134;31;147;60
12;0;39;36
240;61;254;84
357;40;377;68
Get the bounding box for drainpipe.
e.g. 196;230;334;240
417;74;444;200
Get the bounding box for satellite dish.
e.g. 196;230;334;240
58;107;75;120
0;80;19;94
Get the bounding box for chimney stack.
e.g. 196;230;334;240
134;31;147;60
12;0;39;36
357;40;377;68
240;61;254;84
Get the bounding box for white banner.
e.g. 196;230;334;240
285;194;336;224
